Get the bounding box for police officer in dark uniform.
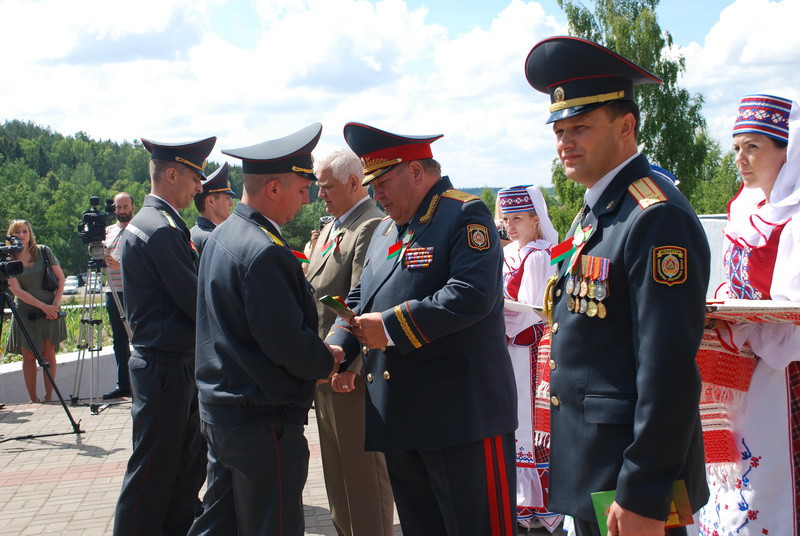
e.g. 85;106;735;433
190;162;235;255
188;123;340;536
113;135;216;536
525;37;710;535
325;123;518;536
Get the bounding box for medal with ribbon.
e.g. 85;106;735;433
320;228;344;257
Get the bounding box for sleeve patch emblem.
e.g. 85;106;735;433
467;224;490;251
653;246;687;286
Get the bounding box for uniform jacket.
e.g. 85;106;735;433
326;176;517;452
121;194;198;352
190;216;215;256
307;199;384;374
547;154;710;521
195;203;334;423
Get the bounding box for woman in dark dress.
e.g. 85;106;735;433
6;219;67;402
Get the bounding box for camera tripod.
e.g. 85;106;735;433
0;281;83;443
69;259;130;414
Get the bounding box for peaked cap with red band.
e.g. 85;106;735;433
141;136;217;178
343;122;443;185
525;36;662;123
222;123;322;180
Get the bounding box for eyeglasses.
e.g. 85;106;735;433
11;219;30;224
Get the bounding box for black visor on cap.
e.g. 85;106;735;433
222;123;322;180
525;36;661;124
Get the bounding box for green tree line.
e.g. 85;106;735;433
539;0;740;236
0;120;329;273
0;112;738;274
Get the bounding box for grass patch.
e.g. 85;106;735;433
1;302;113;364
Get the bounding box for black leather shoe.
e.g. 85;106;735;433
102;387;132;399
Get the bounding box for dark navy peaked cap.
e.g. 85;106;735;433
222;123;322;180
525;36;662;123
343;122;443;185
141;136;216;178
199;162;235;198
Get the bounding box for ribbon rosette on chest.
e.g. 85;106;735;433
321;228;345;257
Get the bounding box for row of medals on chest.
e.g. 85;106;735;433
565;255;609;318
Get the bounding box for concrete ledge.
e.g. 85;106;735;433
0;347;119;403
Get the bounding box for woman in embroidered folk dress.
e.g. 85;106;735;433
498;186;560;531
695;95;800;535
6;220;67;403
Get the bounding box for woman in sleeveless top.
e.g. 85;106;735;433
696;95;800;535
498;185;559;531
6;219;67;402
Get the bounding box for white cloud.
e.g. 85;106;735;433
0;0;564;187
680;0;800;151
17;0;798;191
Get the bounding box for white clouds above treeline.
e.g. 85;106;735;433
681;0;800;148
0;0;797;188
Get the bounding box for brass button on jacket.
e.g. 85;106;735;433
550;395;560;406
366;373;374;383
551;323;559;334
383;371;391;380
549;359;556;371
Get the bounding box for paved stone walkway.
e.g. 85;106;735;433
0;399;561;535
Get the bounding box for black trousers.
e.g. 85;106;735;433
188;420;309;536
113;349;206;536
384;432;517;536
105;291;131;389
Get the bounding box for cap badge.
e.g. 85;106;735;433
554;87;565;103
362;156;403;175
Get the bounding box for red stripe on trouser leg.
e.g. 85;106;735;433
271;423;284;536
493;435;514;536
483;437;501;536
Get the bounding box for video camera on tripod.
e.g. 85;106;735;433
72;195;132;412
77;196;115;267
0;235;24;281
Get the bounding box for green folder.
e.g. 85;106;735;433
590;480;693;535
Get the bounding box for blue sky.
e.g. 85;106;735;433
0;0;798;188
405;0;732;46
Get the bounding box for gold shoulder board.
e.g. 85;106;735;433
441;189;479;203
160;210;178;228
628;177;668;210
259;227;284;247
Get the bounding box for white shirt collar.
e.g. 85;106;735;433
150;194;181;218
266;216;281;234
584;152;639;209
335;196;370;226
